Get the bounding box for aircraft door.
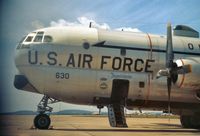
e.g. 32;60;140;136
111;79;129;104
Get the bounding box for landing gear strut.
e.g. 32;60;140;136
97;105;104;115
34;95;59;129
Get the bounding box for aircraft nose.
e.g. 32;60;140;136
14;74;40;93
14;47;40;93
14;49;26;90
14;49;28;68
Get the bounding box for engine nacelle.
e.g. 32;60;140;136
175;58;200;90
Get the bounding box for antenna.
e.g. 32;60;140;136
89;22;92;28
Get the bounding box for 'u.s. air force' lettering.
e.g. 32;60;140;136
28;51;155;73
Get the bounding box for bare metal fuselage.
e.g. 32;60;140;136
15;26;200;114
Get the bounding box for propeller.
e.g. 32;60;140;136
156;23;175;115
156;23;192;116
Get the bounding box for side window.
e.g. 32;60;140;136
17;36;26;49
44;35;53;42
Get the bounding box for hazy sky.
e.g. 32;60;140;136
0;0;200;112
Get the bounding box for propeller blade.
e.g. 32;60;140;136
167;77;171;114
166;23;174;69
166;23;173;116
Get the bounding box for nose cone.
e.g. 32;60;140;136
14;47;40;94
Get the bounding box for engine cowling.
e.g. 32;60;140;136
175;57;200;90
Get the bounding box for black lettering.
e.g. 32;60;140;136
66;53;75;67
123;57;133;71
101;56;111;69
28;50;38;64
56;72;69;79
56;72;59;78
134;59;144;72
145;59;155;73
47;52;57;65
82;54;92;68
78;54;82;68
188;43;194;50
112;57;122;70
65;73;69;79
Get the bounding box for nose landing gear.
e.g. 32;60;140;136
34;114;51;129
34;95;59;129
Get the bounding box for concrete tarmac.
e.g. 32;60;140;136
0;115;200;136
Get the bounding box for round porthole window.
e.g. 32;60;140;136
83;42;90;49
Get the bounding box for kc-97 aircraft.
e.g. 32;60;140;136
14;23;200;129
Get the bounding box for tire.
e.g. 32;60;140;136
34;114;51;129
180;115;191;128
190;116;200;129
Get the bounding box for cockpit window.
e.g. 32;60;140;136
43;35;53;42
37;31;44;35
34;35;43;42
18;31;53;50
25;36;33;42
33;31;44;42
16;36;26;49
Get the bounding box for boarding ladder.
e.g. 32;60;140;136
108;104;127;127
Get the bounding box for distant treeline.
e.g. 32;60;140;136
0;110;106;115
0;110;179;119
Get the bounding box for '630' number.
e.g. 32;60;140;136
56;72;69;79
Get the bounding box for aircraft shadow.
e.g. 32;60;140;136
51;128;200;133
153;123;182;128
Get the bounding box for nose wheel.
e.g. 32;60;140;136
34;114;51;129
34;95;59;129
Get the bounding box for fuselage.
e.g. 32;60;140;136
14;26;200;114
